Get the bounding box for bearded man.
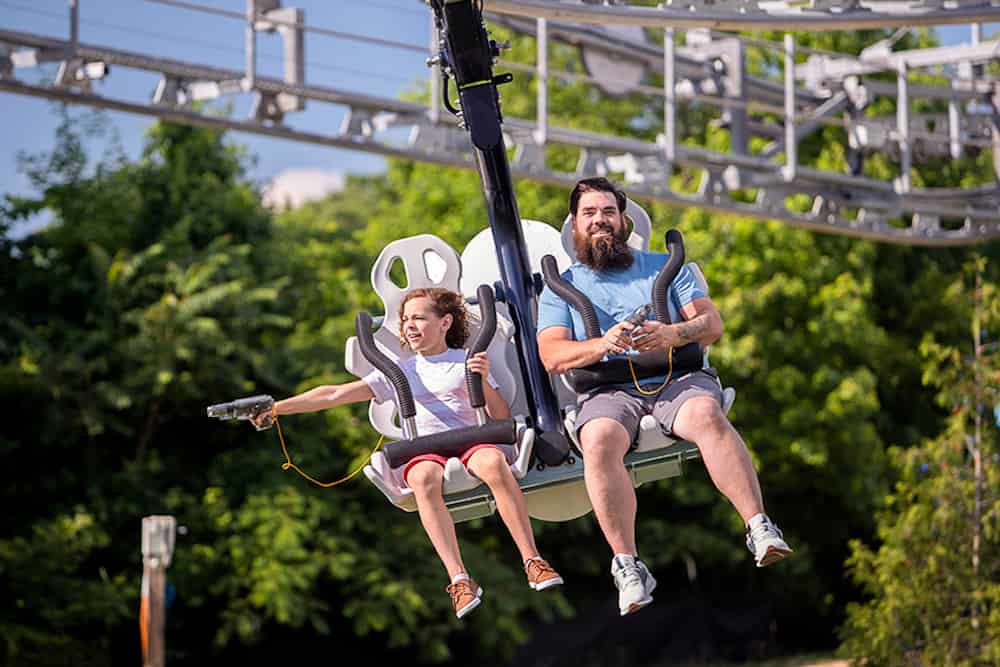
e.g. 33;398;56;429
536;177;792;617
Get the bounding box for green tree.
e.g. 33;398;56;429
1;112;571;666
840;258;1000;665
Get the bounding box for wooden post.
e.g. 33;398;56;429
141;516;176;667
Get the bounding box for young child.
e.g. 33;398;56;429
251;287;563;619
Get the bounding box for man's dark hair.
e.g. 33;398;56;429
569;177;627;217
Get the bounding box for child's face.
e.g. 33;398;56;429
401;296;452;353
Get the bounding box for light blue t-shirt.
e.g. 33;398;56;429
536;250;707;384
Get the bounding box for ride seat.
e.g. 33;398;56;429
344;234;535;518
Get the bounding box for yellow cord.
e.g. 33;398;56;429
273;409;384;488
627;346;673;396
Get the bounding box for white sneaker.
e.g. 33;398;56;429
746;516;793;567
611;554;657;616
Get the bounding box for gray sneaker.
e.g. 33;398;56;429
746;517;793;567
611;554;657;616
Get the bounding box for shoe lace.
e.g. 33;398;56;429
748;521;783;549
614;561;642;589
446;580;474;605
525;558;555;579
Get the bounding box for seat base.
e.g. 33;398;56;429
441;437;702;523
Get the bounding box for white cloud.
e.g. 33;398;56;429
262;168;345;210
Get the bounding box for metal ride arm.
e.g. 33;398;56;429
429;0;570;466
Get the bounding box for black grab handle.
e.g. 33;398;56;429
465;284;497;410
355;311;416;420
383;418;518;468
653;229;685;323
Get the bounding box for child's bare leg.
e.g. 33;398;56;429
408;461;466;578
466;448;539;562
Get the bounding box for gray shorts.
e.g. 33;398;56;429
574;369;724;444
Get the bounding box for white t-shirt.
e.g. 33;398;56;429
363;348;499;436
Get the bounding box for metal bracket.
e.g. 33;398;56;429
511;140;547;173
408;121;471;155
575;148;610;177
663;0;765;14
606;153;672;192
697;165;734;204
339;108;375;140
809;0;865;10
54;58;108;91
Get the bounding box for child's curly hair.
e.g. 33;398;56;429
398;287;470;350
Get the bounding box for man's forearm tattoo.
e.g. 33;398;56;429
674;316;710;344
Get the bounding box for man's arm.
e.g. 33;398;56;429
537;322;637;374
630;297;723;353
675;296;723;346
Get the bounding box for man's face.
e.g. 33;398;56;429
572;190;633;270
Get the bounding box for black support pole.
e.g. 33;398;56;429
432;0;569;465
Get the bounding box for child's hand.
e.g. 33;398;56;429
466;351;490;378
249;407;274;431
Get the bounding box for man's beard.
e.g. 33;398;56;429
574;224;634;271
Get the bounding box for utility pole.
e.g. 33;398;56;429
141;516;176;667
970;260;983;631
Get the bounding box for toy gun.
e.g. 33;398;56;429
623;303;653;344
624;303;653;328
206;394;274;430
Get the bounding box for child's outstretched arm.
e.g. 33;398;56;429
274;379;375;416
466;352;511;420
250;380;375;429
249;380;376;429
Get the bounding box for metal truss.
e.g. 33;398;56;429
1;1;999;245
487;0;1000;31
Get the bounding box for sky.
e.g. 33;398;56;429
1;0;433;222
0;0;995;227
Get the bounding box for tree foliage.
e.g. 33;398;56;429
840;259;1000;665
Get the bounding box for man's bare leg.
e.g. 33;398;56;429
672;396;764;523
578;418;637;556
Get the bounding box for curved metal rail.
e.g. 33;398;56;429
487;0;1000;32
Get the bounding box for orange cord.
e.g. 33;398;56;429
272;407;384;488
627;346;673;395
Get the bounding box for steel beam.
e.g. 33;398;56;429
486;0;1000;31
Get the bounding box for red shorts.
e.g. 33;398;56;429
402;444;504;486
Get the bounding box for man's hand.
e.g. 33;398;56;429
629;320;683;353
466;351;491;378
602;321;637;356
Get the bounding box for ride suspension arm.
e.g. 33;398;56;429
430;0;569;466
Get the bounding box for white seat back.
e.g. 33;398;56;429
460;219;571;418
345;233;519;439
461;219;573;295
348;234;537;513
